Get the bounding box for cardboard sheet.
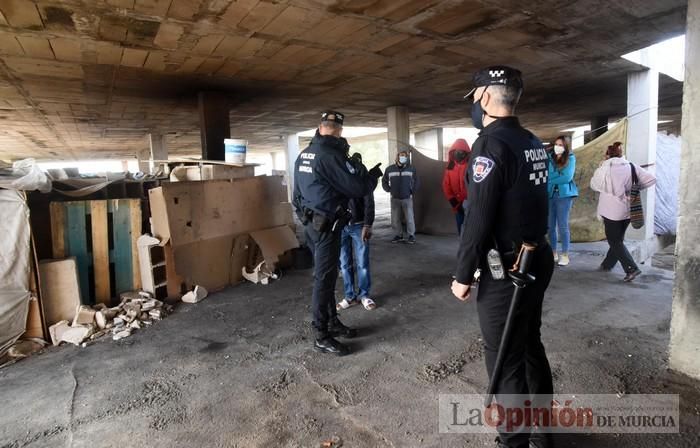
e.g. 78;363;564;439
38;258;81;326
149;176;295;290
250;226;300;266
0;190;31;357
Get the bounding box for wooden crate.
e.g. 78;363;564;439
49;199;142;305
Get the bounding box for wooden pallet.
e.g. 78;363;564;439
49;199;142;306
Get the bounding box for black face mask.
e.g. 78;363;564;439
471;91;486;129
453;151;468;162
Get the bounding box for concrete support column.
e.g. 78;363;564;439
589;116;608;141
148;133;168;174
285;133;300;201
414;128;444;161
198;92;230;161
670;0;700;379
626;69;658;260
387;106;410;164
137;148;150;173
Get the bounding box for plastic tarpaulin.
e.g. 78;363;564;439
654;132;681;235
569;119;629;242
0;190;31;357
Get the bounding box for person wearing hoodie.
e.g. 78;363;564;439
547;136;578;267
442;138;472;234
590;141;656;282
337;153;377;312
382;149;419;244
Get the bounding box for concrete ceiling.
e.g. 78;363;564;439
0;0;687;160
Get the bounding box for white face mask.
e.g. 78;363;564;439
399;156;408;164
554;145;565;156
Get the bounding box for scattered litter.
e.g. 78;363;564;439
47;290;174;347
182;285;208;303
320;436;343;448
242;261;279;285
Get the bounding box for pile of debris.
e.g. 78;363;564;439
48;291;174;347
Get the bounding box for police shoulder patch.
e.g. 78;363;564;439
472;156;495;183
345;161;357;174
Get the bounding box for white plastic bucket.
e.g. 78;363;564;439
224;138;247;164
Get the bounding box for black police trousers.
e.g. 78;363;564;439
476;243;555;448
304;223;341;338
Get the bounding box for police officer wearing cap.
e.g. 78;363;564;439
293;111;383;356
451;67;555;448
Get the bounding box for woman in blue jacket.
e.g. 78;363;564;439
548;136;578;266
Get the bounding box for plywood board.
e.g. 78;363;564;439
90;201;110;305
38;258;81;327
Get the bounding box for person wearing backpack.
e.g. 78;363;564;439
590;141;656;282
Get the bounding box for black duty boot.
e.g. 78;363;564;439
328;318;357;338
314;336;349;356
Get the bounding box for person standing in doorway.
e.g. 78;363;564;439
442;138;472;235
590;141;656;282
382;149;419;244
547;136;578;266
337;152;377;312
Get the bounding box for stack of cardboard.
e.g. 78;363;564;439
148;176;298;292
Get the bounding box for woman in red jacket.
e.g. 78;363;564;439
442;138;471;234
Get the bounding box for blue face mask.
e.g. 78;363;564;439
399;156;408;165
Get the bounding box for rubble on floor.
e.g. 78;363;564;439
48;291;174;347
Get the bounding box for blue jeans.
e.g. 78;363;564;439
340;223;371;299
548;196;574;253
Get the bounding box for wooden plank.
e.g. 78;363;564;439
90;201;111;306
129;199;142;290
64;202;90;304
110;200;134;295
49;202;65;258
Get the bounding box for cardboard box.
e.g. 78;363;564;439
148;177;295;291
38;258;81;326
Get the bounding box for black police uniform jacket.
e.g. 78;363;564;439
293;132;377;220
455;117;549;284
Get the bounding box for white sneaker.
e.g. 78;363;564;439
558;253;570;266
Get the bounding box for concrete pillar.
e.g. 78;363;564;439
198;92;230;161
137;148;150;173
626;69;658;260
387;106;410;164
285;133;300;201
415;128;444;161
670;0;700;380
589;116;608;141
148;133;168;174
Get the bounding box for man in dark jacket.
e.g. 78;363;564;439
337;152;377;312
382;149;419;244
293;111;382;356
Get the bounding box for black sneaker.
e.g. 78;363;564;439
391;235;404;243
407;235;416;244
314;337;349;356
329;318;357;338
624;269;642;282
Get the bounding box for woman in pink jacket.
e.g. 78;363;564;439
590;142;656;282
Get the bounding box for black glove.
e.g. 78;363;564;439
449;198;460;208
368;163;383;179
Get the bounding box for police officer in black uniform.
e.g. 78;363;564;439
293;111;382;356
451;67;555;448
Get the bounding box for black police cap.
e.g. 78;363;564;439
464;66;524;98
321;111;344;125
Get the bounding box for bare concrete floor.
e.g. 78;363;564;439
2;215;699;448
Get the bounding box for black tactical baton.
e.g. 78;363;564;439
484;242;538;407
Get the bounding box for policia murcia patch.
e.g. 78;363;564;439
472;156;495;183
